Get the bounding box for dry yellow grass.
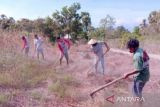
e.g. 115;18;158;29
1;30;160;107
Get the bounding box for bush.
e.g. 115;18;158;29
88;28;105;40
120;28;144;48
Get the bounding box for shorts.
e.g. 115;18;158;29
36;48;43;54
95;55;105;73
25;47;29;55
60;51;68;60
133;80;146;98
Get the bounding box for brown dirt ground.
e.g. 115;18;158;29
39;44;160;107
1;34;160;107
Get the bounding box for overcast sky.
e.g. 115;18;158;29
0;0;160;30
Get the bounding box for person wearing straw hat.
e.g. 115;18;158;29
88;39;110;74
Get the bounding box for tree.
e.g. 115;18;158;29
120;26;143;48
148;11;160;33
52;3;91;40
133;26;141;36
148;11;159;24
0;14;7;20
88;28;105;40
99;15;116;39
0;14;16;30
100;15;115;30
81;12;91;32
33;18;45;32
114;26;129;38
17;18;34;32
142;19;147;27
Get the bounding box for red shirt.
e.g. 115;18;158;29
57;38;70;53
22;39;27;48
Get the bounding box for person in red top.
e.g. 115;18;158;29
56;36;71;65
21;36;29;56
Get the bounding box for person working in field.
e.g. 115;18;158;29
21;36;30;56
124;39;150;99
34;34;44;60
56;36;71;65
88;39;110;75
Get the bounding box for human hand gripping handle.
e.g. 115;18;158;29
90;76;124;98
101;42;110;57
101;46;110;58
123;73;130;79
123;71;139;79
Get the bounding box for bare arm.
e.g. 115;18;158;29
104;42;110;53
124;71;139;79
21;40;26;51
34;40;36;52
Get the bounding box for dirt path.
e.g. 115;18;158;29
111;48;160;60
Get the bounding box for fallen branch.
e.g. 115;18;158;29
90;76;124;98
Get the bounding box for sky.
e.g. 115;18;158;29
0;0;160;30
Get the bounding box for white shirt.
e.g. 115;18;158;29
34;38;43;51
91;42;104;57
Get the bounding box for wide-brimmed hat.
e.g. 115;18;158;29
88;39;97;45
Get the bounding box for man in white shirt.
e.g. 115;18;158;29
34;34;44;60
88;39;110;74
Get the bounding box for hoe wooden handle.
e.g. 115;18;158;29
90;76;124;98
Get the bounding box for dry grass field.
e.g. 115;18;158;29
0;31;160;107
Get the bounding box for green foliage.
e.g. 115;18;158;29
88;28;105;40
17;18;34;32
81;12;91;32
100;15;115;29
133;26;141;36
114;26;129;38
52;3;91;41
120;32;131;48
0;3;92;42
33;18;46;32
99;15;116;39
120;27;143;48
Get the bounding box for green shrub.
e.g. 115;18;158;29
120;32;144;48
